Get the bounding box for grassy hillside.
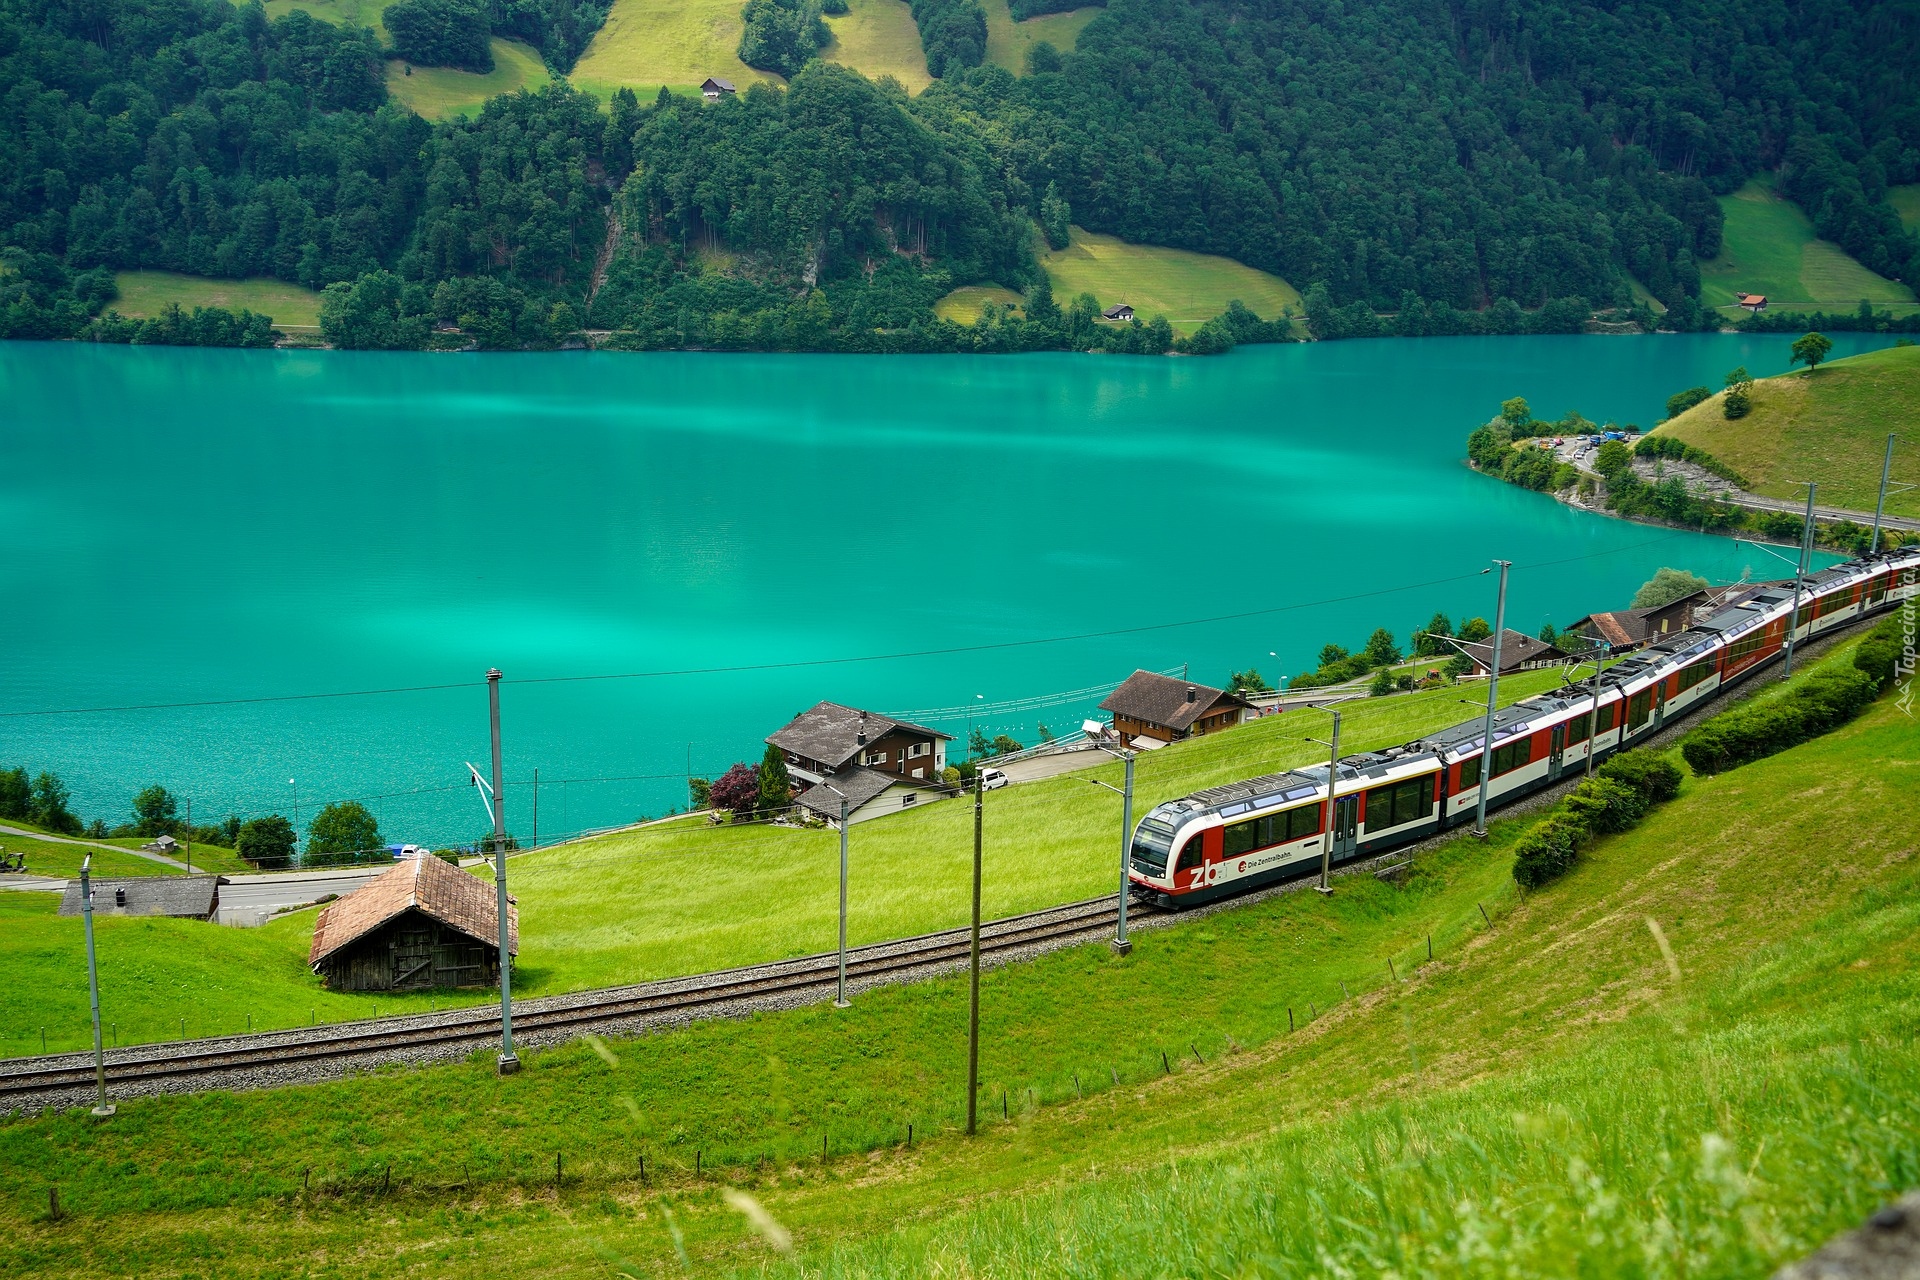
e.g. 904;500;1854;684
0;670;1571;1053
982;0;1098;73
0;641;1910;1277
244;0;389;43
110;271;323;329
570;0;780;99
1038;225;1303;335
386;38;551;119
1699;179;1918;320
1653;343;1920;517
1891;184;1920;233
931;283;1023;323
0;834;176;880
822;0;931;92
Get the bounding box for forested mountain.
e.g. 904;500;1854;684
1;0;1915;350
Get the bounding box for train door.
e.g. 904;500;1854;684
1547;724;1566;781
1652;683;1668;731
1330;794;1359;862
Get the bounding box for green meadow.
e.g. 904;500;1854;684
0;670;1572;1055
0;639;1912;1278
386;38;551;120
1699;179;1917;319
1655;343;1920;517
570;0;781;100
1890;183;1920;232
109;271;323;329
1036;225;1303;335
982;0;1098;73
930;283;1023;324
822;0;931;92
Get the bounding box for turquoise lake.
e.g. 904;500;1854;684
0;333;1890;846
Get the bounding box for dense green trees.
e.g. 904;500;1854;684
237;815;297;867
386;0;494;71
3;0;1916;351
306;800;382;862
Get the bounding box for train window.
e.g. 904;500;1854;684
1490;739;1532;777
1223;817;1261;857
1675;659;1714;692
1174;840;1204;873
1284;803;1323;841
1129;819;1175;873
1565;712;1591;744
1869;576;1888;603
1628;690;1652;728
1458;756;1481;789
1597;704;1616;732
1366;775;1435;828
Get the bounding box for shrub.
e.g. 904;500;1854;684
1680;666;1880;775
1368;669;1395;697
1722;390;1750;418
708;763;759;819
1853;614;1905;689
1512;813;1585;888
1664;386;1711;419
1561;775;1644;834
1596;749;1683;805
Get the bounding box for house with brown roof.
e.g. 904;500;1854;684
1572;583;1783;653
308;855;516;992
701;77;736;100
1735;292;1768;312
767;702;951;788
1097;670;1253;749
1456;629;1568;676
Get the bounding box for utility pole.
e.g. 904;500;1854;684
1087;741;1136;953
1317;710;1341;893
488;669;519;1075
289;778;298;854
834;790;850;1008
1584;669;1611;781
1473;560;1511;838
1872;434;1894;555
531;767;538;850
1785;484;1815;678
966;769;983;1136
184;797;192;874
80;854;113;1116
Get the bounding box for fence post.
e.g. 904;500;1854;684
1288;1007;1294;1032
1388;957;1397;981
1478;902;1490;926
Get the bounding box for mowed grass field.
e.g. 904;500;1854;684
110;270;323;328
822;0;931;92
386;38;551;119
0;640;1912;1278
1038;225;1303;334
570;0;781;100
1653;344;1920;517
0;669;1571;1055
982;0;1099;73
1699;179;1918;319
1891;183;1920;232
931;283;1022;323
249;0;388;43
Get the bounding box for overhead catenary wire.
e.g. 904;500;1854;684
0;530;1709;720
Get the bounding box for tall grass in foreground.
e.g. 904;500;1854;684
777;1001;1920;1278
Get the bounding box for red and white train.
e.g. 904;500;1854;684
1127;548;1920;908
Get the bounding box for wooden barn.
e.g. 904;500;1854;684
308;855;517;992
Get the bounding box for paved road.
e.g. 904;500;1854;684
0;823;188;871
214;865;393;925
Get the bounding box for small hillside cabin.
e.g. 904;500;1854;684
701;77;736;100
1456;629;1568;676
1098;671;1252;749
1102;304;1135;321
308;855;517;992
1735;292;1768;313
60;874;222;921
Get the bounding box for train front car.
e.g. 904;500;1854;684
1126;772;1329;908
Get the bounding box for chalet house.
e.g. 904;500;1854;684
1457;629;1568;676
308;855;515;992
701;77;736;100
60;874;223;921
1097;671;1253;749
793;765;950;828
1735;292;1768;312
1101;304;1135;321
768;702;950;787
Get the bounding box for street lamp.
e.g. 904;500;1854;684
817;778;852;1008
79;853;114;1117
1080;724;1136;953
288;778;298;852
1287;709;1342;895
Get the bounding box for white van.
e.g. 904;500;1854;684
979;767;1010;791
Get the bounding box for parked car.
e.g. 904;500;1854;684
979;767;1010;791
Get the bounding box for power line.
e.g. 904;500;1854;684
0;528;1704;721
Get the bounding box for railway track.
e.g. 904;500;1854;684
0;894;1132;1108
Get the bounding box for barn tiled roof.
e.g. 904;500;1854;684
767;701;951;769
59;874;222;919
308;855;516;969
1098;670;1251;732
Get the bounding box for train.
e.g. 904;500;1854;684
1127;548;1920;908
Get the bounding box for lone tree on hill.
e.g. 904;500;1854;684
237;815;296;868
306;801;381;862
1791;331;1833;373
1631;567;1711;609
756;744;792;818
708;763;759;820
1361;627;1402;667
132;784;179;837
